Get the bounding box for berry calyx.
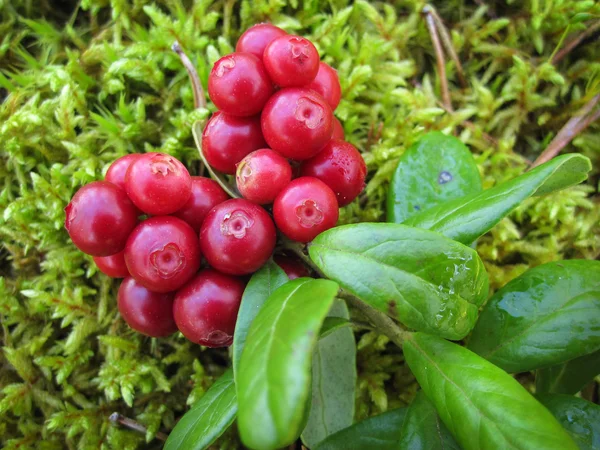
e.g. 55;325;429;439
173;177;229;232
263;35;320;87
94;250;129;278
274;254;310;279
105;154;141;191
332;116;345;140
236;149;292;204
236;23;287;59
307;62;342;110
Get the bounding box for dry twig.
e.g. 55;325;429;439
109;412;168;442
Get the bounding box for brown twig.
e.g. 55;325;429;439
430;8;467;88
109;412;168;441
172;40;207;110
423;6;452;111
552;21;600;65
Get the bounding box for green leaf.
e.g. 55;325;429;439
232;261;288;382
309;223;489;340
163;368;236;450
537;394;600;450
237;278;339;450
468;260;600;373
302;300;356;448
319;316;351;339
387;132;481;223
536;350;600;395
404;154;591;244
314;408;407;450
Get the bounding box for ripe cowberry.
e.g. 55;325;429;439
200;199;276;275
273;177;338;243
125;153;192;216
307;62;342;110
105;154;140;191
236;149;292;204
263;35;320;87
173;269;245;347
300;139;367;206
202;112;266;174
94;250;129;278
65;181;139;256
208;53;273;116
261;88;333;160
125;216;201;293
236;23;287;59
118;277;177;337
173;177;229;232
332;117;345;140
274;254;310;280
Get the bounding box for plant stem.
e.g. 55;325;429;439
552;20;600;65
430;7;467;88
109;412;168;442
423;5;452;111
172;40;206;110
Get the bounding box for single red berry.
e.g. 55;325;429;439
125;216;201;293
173;177;229;232
125;153;191;216
173;269;245;347
65;181;139;256
118;277;177;337
273;177;338;243
202;112;266;174
307;62;342;110
263;35;320;87
274;254;310;280
200;199;276;275
94;250;129;278
261;88;333;160
332;117;345;140
236;23;287;59
236;149;292;204
208;52;274;116
105;154;141;191
300;139;367;206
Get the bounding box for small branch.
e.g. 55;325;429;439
430;7;467;88
109;412;168;442
172;41;207;110
552;21;600;65
423;5;452;111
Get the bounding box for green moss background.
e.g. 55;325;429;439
1;0;599;448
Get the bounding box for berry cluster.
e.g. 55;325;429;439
64;24;365;347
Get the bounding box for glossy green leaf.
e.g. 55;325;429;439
536;350;600;395
309;223;489;340
468;260;600;373
319;316;351;339
387;132;481;223
164;368;236;450
404;332;578;450
404;154;591;244
302;300;356;448
537;394;600;450
237;278;339;450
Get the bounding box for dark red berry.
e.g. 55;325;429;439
300;139;367;206
125;216;201;293
94;250;129;278
236;23;287;59
208;52;273;116
65;181;139;256
263;35;320;87
274;254;310;280
118;277;177;337
200;199;276;275
173;177;229;232
105;154;141;191
332;117;345;140
261;88;333;160
307;62;342;110
236;149;292;204
173;269;245;347
202;112;267;174
273;177;338;243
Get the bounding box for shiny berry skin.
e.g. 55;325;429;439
261;88;333;160
273;177;338;243
173;269;245;347
65;181;139;256
94;250;129;278
202;112;267;174
332;117;345;140
300;139;367;206
125;216;201;293
236;149;292;204
105;154;141;191
274;254;310;280
208;52;274;116
200;199;276;275
173;177;229;232
236;23;287;59
125;153;192;216
263;35;320;87
118;277;177;337
307;62;342;110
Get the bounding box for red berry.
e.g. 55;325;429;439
208;52;273;116
173;269;245;347
125;153;192;216
273;177;338;243
300;139;367;206
173;177;229;232
236;149;292;204
332;117;345;140
307;62;342;110
200;199;276;275
94;250;129;278
263;35;320;87
65;181;139;256
118;277;177;337
105;154;141;191
274;254;310;280
261;88;333;160
125;216;201;293
236;23;287;59
202;112;266;174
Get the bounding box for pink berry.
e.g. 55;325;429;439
173;177;229;232
263;35;320;87
236;149;292;204
236;23;287;59
307;62;342;110
105;154;141;191
94;250;129;278
332;117;345;140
